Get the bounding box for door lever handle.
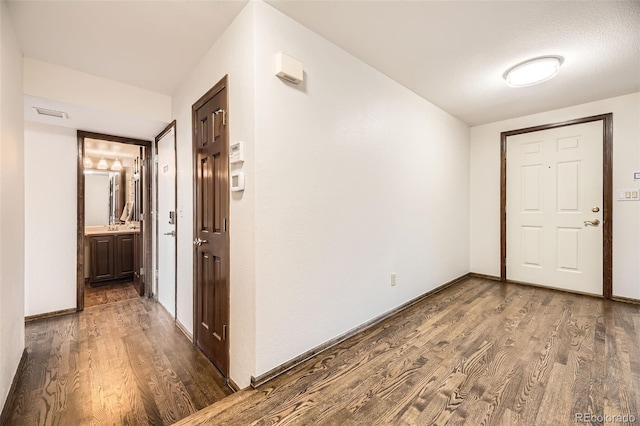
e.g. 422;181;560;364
164;231;175;237
193;237;208;246
584;219;600;227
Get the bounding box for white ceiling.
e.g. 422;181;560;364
7;0;248;95
268;1;640;125
8;1;640;126
24;95;167;140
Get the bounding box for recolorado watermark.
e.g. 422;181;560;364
575;413;636;423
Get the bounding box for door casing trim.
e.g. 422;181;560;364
76;131;152;311
154;121;178;317
191;75;231;379
500;113;613;299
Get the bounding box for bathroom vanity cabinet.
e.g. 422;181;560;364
89;232;139;285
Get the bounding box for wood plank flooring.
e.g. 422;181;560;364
84;281;140;308
176;277;640;425
2;297;232;425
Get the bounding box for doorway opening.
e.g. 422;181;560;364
77;131;152;311
500;113;613;298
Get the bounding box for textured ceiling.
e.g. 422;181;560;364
267;1;640;125
7;0;248;95
24;95;166;140
8;1;640;126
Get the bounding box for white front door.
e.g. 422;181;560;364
157;127;177;316
506;121;603;295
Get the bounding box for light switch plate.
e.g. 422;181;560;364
617;189;640;201
634;172;640;180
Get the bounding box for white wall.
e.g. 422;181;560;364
24;122;77;317
252;2;470;376
171;3;256;388
0;0;25;409
470;92;640;299
24;58;172;124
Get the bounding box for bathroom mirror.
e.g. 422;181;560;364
84;170;124;226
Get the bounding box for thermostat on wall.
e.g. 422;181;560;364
231;171;245;192
230;141;244;164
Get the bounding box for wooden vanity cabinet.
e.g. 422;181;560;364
89;232;138;285
90;235;115;282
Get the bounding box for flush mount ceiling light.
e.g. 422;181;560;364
97;157;109;170
110;158;122;171
503;56;564;88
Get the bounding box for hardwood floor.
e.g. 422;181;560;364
4;277;639;425
84;281;140;308
2;298;232;425
176;277;640;425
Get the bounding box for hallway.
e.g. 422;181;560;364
2;298;231;425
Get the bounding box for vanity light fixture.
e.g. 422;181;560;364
97;157;109;170
111;158;122;171
83;156;94;168
503;56;563;87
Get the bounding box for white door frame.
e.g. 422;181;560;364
154;121;178;317
500;113;613;298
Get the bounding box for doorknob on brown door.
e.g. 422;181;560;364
193;237;208;246
584;219;600;227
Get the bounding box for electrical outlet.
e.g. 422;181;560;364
391;273;397;287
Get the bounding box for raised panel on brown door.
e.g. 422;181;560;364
192;77;229;377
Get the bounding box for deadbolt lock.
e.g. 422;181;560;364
592;207;600;213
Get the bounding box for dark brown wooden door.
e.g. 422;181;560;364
193;78;229;376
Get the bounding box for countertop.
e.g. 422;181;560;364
85;225;141;236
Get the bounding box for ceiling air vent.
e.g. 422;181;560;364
32;107;68;119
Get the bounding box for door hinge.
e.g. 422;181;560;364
140;268;145;276
154;155;159;164
223;325;227;340
224;218;227;232
214;108;227;126
155;269;159;279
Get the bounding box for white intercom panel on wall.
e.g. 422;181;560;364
275;51;304;84
231;171;245;192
